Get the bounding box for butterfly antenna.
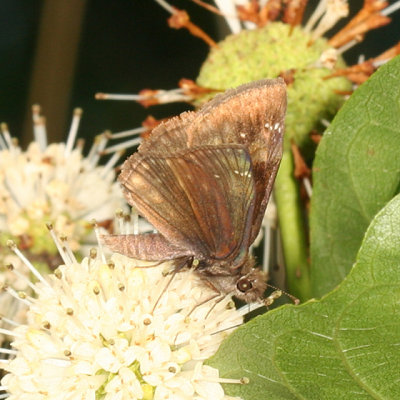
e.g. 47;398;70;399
265;283;300;305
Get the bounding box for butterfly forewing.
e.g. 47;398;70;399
136;78;286;244
138;111;196;154
189;79;285;243
118;145;256;262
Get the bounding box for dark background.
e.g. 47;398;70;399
1;0;399;148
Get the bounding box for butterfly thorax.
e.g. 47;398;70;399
195;255;267;303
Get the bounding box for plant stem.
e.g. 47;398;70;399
274;150;311;302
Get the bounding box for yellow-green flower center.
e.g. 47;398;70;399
95;361;155;400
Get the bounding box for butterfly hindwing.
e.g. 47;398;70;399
119;144;256;261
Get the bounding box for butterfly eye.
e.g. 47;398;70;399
237;278;253;293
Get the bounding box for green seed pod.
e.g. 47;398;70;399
196;22;352;153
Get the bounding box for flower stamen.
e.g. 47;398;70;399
115;209;125;234
214;0;243;34
291;141;312;198
91;220;107;263
65;107;83;157
101;138;141;155
0;348;17;357
310;0;349;42
328;0;390;48
60;235;78;265
283;0;309;28
381;0;400;16
1;287;31;308
153;0;218;47
86;133;109;167
0;123;14;150
100;150;124;178
6;240;50;288
0;314;21;328
5;264;38;293
105;126;146;140
190;0;226;16
46;223;71;265
33;116;47;152
0;326;22;339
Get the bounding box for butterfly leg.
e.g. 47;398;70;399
204;293;230;319
186;276;231;319
185;292;222;318
151;256;192;313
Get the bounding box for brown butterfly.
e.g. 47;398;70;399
103;78;286;303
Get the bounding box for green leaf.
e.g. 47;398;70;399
208;193;400;400
310;55;400;297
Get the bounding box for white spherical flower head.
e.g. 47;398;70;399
0;110;129;345
0;106;141;275
1;253;245;399
0;138;123;256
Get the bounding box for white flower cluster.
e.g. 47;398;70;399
0;113;126;346
2;253;245;399
0;140;123;254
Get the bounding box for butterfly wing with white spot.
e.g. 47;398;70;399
115;144;256;262
138;79;286;244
